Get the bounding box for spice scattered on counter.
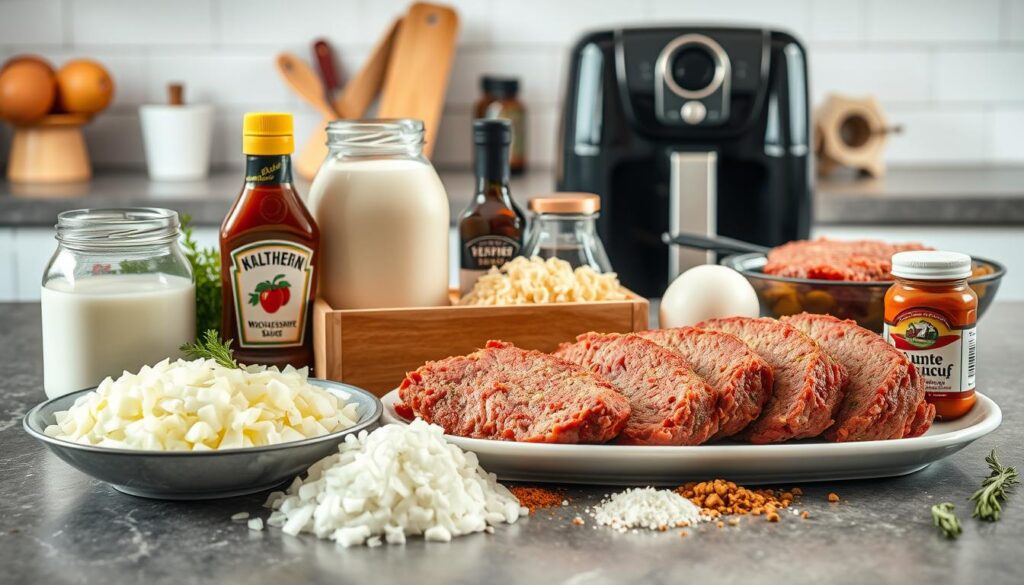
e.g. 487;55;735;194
510;486;566;514
676;479;799;520
931;502;962;539
970;450;1019;522
230;512;249;521
828;492;841;503
591;487;704;533
262;420;527;547
247;518;263;531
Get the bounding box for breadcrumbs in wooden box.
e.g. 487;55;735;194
312;291;649;396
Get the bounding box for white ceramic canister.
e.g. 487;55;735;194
139;103;214;181
306;119;450;309
40;208;196;398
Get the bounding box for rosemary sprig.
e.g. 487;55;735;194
931;502;962;539
970;449;1020;521
180;329;239;369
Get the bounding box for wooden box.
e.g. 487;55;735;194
312;292;649;396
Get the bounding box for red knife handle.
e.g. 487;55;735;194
313;39;340;92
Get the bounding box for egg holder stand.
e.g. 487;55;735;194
6;113;92;183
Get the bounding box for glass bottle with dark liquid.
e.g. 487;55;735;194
458;119;526;294
220;113;320;369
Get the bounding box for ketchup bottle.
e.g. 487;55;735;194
220;113;320;369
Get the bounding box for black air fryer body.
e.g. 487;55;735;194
558;27;811;297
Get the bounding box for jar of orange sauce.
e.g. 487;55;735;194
884;251;977;420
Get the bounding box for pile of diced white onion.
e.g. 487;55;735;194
44;358;359;451
263;419;527;547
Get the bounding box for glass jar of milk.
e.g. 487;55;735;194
41;208;196;398
306;119;450;309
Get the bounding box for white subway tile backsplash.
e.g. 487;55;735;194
447;49;566;107
217;0;358;47
934;50;1024;102
492;0;649;47
84;113;146;167
652;0;811;41
0;230;15;301
1008;1;1024;42
70;0;213;46
527;108;560;170
991;108;1024;162
432;109;474;168
146;52;293;106
865;0;1001;43
0;0;63;46
807;0;863;43
810;49;930;104
883;107;989;164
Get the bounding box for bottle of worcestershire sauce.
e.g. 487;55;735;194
220;113;320;369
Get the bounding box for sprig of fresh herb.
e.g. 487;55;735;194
180;214;222;338
970;449;1019;521
180;329;238;369
931;502;962;539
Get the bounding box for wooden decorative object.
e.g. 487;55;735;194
814;94;901;178
312;291;650;396
7;113;92;183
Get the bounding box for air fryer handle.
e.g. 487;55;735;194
661;232;771;255
669;151;717;280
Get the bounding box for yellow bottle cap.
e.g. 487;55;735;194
242;112;295;155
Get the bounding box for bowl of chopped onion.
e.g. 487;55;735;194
23;356;382;500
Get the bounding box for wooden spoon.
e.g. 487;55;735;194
276;53;337;119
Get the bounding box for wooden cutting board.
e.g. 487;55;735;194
377;2;459;157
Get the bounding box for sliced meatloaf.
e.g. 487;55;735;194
636;327;773;439
553;333;719;445
396;340;630;443
697;317;847;443
783;313;933;441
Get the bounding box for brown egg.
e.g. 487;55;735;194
56;59;115;115
0;57;57;125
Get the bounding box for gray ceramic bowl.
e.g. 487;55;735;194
23;379;382;500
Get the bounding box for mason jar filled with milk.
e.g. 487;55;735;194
306;119;450;309
41;208;196;398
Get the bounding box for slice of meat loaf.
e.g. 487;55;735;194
697;317;848;443
396;340;630;443
783;313;933;441
636;327;773;439
554;333;719;445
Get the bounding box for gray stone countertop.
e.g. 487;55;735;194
1;301;1023;585
2;166;1024;228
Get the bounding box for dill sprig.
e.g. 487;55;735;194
970;449;1019;521
931;502;962;539
180;329;238;369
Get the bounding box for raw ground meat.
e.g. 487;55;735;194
697;317;848;443
396;340;631;443
764;238;932;281
636;327;773;439
554;333;719;445
783;313;934;441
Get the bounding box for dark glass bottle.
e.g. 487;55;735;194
458;119;526;294
475;76;526;174
220;113;320;369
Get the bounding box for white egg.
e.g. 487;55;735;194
659;265;760;328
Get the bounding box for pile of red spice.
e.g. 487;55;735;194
510;486;566;514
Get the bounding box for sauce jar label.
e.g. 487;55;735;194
227;240;314;348
884;308;977;395
462;234;520;270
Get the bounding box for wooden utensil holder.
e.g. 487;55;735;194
312;290;650;396
7;114;92;183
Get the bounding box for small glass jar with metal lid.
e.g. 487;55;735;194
40;208;195;398
522;193;612;273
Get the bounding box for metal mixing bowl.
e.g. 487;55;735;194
23;379;382;500
721;253;1006;333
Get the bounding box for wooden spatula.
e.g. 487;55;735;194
333;18;400;119
378;3;459;157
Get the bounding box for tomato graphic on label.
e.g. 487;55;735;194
248;274;291;314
